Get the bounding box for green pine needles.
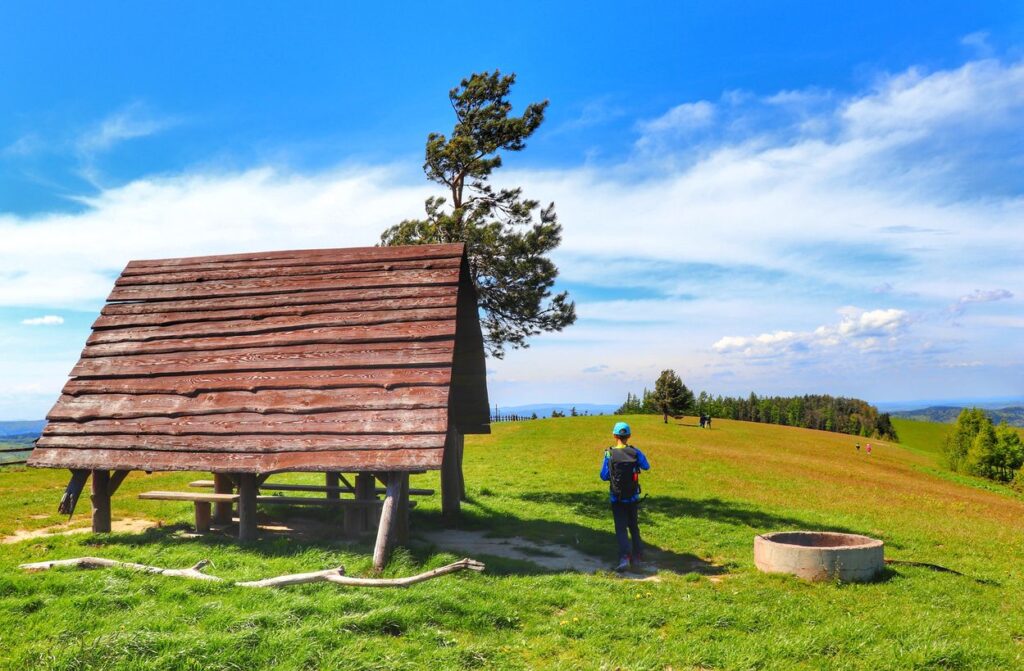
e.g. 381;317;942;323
381;71;576;358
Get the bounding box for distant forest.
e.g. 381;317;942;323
892;406;1024;428
617;390;897;440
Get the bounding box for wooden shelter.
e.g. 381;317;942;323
28;243;488;564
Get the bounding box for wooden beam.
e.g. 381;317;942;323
457;431;466;501
91;470;111;533
395;472;410;545
372;473;403;572
108;470;130;496
441;426;462;523
325;472;340;500
237;474;258;541
213;473;233;524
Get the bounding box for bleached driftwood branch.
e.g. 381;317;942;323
19;557;222;582
236;566;346;588
19;557;485;588
325;558;485;587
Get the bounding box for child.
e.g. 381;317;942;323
600;422;652;571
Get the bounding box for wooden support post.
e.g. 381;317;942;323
237;474;258;541
213;473;233;524
195;502;212;533
372;473;403;572
395;472;410;545
456;432;467;501
91;470;111;533
325;472;340;500
441;427;462;523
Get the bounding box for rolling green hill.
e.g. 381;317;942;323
0;416;1021;670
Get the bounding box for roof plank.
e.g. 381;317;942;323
118;256;462;284
43;408;447;435
48;386;449;421
88;307;457;344
62;367;451;396
71;341;455;378
100;285;457;317
36;433;447;452
29;447;445;473
125;243;462;270
94;295;457;330
81;321;456;357
108;268;460;301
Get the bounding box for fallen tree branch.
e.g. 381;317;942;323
19;557;222;582
236;566;346;588
325;558;485;588
19;557;484;588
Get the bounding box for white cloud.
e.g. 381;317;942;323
713;307;910;358
20;315;64;326
1;55;1023;411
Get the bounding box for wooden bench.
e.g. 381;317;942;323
138;490;412;534
188;480;435;496
139;491;239;533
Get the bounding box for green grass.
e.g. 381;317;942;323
1;416;1023;670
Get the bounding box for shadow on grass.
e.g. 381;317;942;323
517;491;868;535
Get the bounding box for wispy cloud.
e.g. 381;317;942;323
20;315;64;326
949;288;1014;317
2;54;1023;410
76;102;178;154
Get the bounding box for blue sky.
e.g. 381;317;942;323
1;1;1023;418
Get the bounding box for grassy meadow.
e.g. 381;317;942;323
1;415;1022;670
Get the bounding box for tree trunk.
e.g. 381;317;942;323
372;473;403;572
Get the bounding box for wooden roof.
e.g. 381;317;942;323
28;243;489;474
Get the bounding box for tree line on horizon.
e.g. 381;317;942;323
614;371;898;440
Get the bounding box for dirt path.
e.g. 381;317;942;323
417;529;665;579
2;518;156;544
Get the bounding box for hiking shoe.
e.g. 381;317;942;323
614;556;631;572
631;554;646;569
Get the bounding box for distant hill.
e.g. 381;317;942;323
0;420;45;438
891;406;1024;427
493;403;618;418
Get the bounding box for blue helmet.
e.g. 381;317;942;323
612;421;631;437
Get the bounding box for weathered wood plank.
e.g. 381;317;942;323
125;243;462;270
30;447;445;473
139;491;240;503
36;433;447;453
100;285;457;318
63;367;452;397
81;321;456;358
118;256;462;285
71;341;455;377
108;268;460;302
87;307;457;345
94;294;457;329
42;407;448;436
48;387;449;421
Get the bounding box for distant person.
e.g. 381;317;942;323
600;422;651;572
866;443;872;455
706;416;712;429
699;414;706;428
856;442;861;452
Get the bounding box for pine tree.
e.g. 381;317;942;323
652;370;694;423
380;71;575;357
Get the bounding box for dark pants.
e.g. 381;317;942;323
611;501;643;559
